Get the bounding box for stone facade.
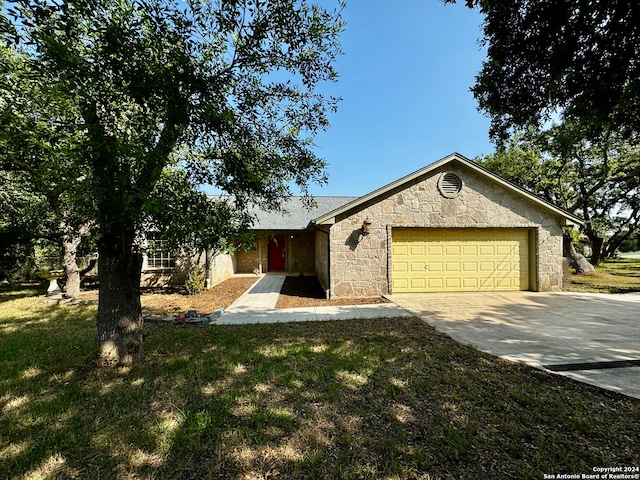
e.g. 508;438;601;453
328;163;566;297
314;226;330;293
207;253;236;287
235;236;268;274
287;231;316;274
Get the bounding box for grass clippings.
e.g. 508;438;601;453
1;284;639;480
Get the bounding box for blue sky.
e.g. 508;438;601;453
306;0;494;197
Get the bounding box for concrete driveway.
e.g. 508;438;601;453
387;291;640;399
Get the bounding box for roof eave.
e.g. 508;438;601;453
312;152;584;227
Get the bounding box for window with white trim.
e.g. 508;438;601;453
146;236;176;270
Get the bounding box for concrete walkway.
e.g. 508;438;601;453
218;274;413;325
388;291;640;400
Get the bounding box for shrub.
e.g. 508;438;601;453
185;268;206;295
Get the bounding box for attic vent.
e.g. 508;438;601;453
437;172;463;198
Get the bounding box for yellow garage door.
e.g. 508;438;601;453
392;228;530;292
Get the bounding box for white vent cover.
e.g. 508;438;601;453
437;172;463;198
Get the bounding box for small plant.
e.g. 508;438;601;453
185;268;206;295
253;267;260;275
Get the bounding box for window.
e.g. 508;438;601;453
146;236;176;269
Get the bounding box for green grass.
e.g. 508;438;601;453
569;256;640;293
1;287;639;479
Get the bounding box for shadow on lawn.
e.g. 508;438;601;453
0;282;47;303
1;298;639;480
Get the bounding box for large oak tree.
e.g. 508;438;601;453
1;45;93;297
2;0;343;363
477;126;640;267
446;0;640;142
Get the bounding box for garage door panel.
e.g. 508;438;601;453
393;244;408;254
496;262;511;271
462;262;477;272
394;262;408;272
392;228;530;293
462;245;478;256
479;262;495;272
463;278;479;288
393;278;408;290
446;245;460;256
445;262;460;272
479;245;494;256
445;278;461;288
429;262;443;272
479;277;495;288
410;262;425;271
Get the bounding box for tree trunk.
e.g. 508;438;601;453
564;235;595;274
62;234;82;298
95;234;144;365
604;230;633;258
0;266;15;288
590;236;604;266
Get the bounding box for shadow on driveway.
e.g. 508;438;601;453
388;291;640;399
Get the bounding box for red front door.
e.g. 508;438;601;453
268;234;286;271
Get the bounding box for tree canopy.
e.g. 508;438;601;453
1;0;344;363
446;0;640;142
477;125;640;265
0;43;95;295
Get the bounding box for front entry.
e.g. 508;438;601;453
268;234;286;271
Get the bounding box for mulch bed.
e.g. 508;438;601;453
80;275;388;316
275;275;389;308
141;276;259;316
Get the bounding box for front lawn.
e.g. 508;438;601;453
1;286;639;479
569;257;640;293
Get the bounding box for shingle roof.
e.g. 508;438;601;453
247;196;358;230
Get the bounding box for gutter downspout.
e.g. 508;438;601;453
205;249;212;289
310;222;331;299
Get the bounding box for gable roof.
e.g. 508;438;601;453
248;196;358;230
311;152;584;227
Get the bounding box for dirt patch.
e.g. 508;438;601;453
141;276;259;316
275;275;389;308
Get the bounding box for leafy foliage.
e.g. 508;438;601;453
184;267;206;296
1;0;344;360
143;169;252;258
0;43;94;293
0;172;48;281
446;0;640;142
477;124;640;263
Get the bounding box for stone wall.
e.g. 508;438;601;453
287;231;316;274
314;226;330;292
235;236;268;274
208;253;236;287
328;163;565;297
